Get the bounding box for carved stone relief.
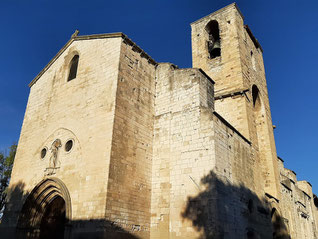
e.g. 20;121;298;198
45;139;62;176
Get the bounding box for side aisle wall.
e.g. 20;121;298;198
105;38;156;238
210;113;273;238
150;63;271;238
151;63;216;239
277;158;318;238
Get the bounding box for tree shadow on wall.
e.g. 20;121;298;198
1;181;28;223
0;175;292;239
181;171;290;239
0;181;141;239
0;181;28;237
69;218;140;239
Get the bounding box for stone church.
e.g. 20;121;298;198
1;3;318;239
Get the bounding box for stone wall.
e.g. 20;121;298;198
151;63;215;238
1;3;317;239
277;157;318;238
191;3;280;200
1;36;122;236
191;5;247;137
150;63;272;238
104;38;156;238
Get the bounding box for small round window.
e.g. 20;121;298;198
65;140;73;152
41;148;47;159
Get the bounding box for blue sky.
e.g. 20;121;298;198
0;0;317;192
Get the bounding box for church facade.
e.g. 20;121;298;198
2;3;318;239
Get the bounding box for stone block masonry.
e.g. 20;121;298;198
1;3;317;239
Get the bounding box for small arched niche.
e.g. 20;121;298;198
271;207;290;239
67;54;79;81
252;85;261;111
205;20;221;59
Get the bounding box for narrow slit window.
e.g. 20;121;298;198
314;195;318;209
252;85;261;110
68;55;79;81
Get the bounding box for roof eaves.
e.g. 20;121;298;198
213;111;251;145
121;34;157;66
244;25;264;52
197;68;215;84
190;3;244;26
28;32;124;88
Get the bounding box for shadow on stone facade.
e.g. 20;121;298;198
2;175;292;238
181;171;291;239
1;181;140;239
1;181;28;223
0;181;28;237
69;219;140;239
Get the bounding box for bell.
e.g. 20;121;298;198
211;40;220;51
209;39;221;58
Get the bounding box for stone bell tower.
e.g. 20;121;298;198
191;3;280;199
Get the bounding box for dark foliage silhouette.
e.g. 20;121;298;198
0;143;17;218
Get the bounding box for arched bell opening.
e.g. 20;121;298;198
205;20;221;59
16;178;71;239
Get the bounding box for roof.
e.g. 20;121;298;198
244;25;263;52
190;3;244;26
28;32;157;87
190;3;263;53
213;111;251;145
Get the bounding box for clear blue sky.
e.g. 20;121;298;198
0;0;317;192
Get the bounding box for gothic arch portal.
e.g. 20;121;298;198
16;178;72;239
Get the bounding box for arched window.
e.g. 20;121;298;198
68;55;79;81
205;20;221;59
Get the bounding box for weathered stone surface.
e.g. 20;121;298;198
1;3;317;239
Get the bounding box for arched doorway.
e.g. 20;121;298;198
16;178;71;239
39;196;66;239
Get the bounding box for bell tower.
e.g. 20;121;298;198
191;3;280;199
